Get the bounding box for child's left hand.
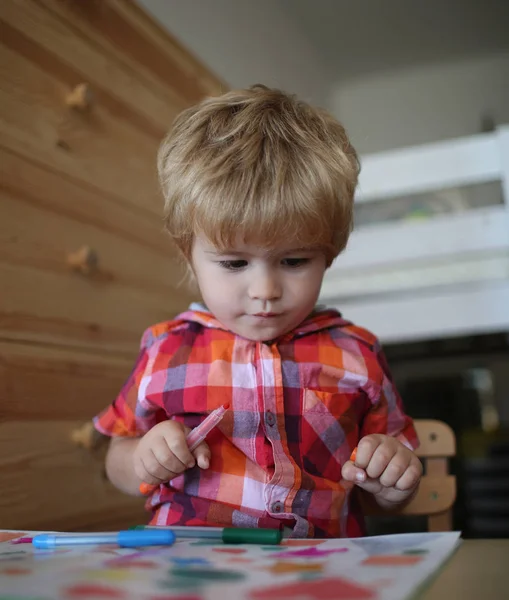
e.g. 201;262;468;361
341;434;422;508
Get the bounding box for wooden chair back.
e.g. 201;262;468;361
364;419;457;531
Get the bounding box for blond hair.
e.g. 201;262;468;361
158;85;359;266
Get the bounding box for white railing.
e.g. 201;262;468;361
321;126;509;342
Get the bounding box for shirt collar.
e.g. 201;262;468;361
176;302;350;341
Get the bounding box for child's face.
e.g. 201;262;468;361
191;233;327;341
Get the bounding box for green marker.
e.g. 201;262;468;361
131;525;282;545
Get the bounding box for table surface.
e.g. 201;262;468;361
419;539;509;600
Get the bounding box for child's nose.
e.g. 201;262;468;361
248;269;282;301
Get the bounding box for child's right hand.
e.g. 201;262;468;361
133;420;211;486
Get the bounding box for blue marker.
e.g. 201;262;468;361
32;530;175;549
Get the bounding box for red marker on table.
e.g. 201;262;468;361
139;402;230;495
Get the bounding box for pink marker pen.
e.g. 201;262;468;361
139;402;230;495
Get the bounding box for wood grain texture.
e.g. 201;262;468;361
0;39;164;216
395;476;456;516
47;0;226;103
0;259;190;353
419;540;509;600
0;0;223;531
428;511;453;532
0;149;193;353
0;147;170;257
0;420;146;531
0;173;182;295
0;18;168;141
0;341;135;421
0;0;224;131
413;419;456;457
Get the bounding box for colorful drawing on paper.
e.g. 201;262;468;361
273;546;348;558
0;529;461;600
170;557;212;567
264;560;324;574
248;577;377;599
63;583;127;598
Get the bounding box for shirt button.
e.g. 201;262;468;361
266;411;276;426
271;501;283;513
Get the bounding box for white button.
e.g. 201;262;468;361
271;501;283;513
266;411;276;426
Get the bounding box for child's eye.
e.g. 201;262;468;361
218;260;248;271
281;258;310;268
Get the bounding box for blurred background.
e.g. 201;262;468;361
1;0;508;537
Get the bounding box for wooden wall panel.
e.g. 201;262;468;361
0;342;133;421
0;160;191;353
0;421;147;531
0;147;170;258
0;185;181;296
45;0;225;104
1;261;189;353
0;42;164;216
0;0;225;531
1;1;184;131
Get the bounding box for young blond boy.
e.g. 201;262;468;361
94;85;421;538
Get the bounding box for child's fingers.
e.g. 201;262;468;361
341;461;385;495
151;437;189;475
341;460;366;484
377;451;411;488
364;442;398;480
193;441;211;469
162;424;196;469
135;450;176;484
134;464;162;486
352;435;386;469
145;444;182;480
395;459;423;491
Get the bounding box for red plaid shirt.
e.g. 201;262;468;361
94;304;418;538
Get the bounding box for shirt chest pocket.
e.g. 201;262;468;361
300;388;361;481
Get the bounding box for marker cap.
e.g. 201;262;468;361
117;530;175;547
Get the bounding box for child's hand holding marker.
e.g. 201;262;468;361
137;403;229;495
342;435;422;508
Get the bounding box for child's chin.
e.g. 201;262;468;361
237;324;289;342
